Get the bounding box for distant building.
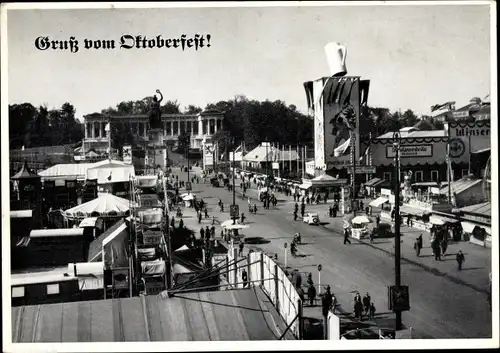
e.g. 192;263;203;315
82;110;225;155
432;98;490;123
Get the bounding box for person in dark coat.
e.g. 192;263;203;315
238;242;244;257
322;286;333;317
200;227;205;241
300;203;305;218
362;292;371;317
456;250;465;270
434;242;442;261
344;228;351;244
170;216;175;228
242;269;249;288
205;226;211;239
198;211;202;224
376;215;381;227
178;218;184;229
307;284;316;306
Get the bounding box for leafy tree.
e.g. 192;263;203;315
176;129;191;155
161;100;181;114
402;109;419;127
185;105;203;114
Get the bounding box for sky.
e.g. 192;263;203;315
6;3;492;120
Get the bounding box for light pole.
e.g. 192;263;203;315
186;134;190;194
232;138;236;224
351;131;357;216
265;139;269;184
392;131;402;330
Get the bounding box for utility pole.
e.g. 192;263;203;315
393;131;402;330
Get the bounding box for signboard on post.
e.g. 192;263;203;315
123;145;132;164
348;165;376;174
272;162;279;170
317;264;322;272
230;204;239;218
185;181;192;191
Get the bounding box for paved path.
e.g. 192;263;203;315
169;168;492;339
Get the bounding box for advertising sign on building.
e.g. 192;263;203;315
447;120;490;162
272;162;279;170
122;145;132;164
386;145;433;158
307;76;369;172
203;143;214;168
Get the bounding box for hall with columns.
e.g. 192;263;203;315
82;110;224;154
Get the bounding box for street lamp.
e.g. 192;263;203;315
232;138;236;224
392;131;402;330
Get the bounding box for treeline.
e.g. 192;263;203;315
9;103;84;150
10;95;446;152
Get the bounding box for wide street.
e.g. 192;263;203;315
172;167;492;339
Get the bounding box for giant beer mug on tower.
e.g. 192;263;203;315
324;42;348;77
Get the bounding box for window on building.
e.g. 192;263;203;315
383;172;392;181
431;170;439;182
186;121;192;134
462;169;469;178
173;121;179;135
209;120;215;135
180;121;185;133
217;119;222;131
86;123;92;138
193;121;199;135
415;171;424;182
203;121;207;135
12;286;25;298
165;122;172;135
47;283;60;295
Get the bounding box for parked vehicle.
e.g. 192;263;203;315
373;223;393;238
303;212;320;225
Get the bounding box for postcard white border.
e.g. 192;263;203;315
1;1;498;352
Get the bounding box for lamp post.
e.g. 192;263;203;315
186;134;190;195
265;139;269;184
392;131;402;330
232;138;236;224
350;131;357;216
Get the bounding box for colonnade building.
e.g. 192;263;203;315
82;110;224;154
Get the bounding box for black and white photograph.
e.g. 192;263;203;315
1;1;497;350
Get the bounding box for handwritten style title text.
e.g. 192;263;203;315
34;34;211;53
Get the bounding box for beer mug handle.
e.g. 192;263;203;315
340;45;347;66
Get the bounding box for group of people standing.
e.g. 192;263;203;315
353;292;376;321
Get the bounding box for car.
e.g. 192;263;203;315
303;212;320;225
373;223;393;238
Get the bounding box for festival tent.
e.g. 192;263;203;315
64;193;135;219
86;160;135;184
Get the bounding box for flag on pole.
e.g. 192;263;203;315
430;101;455;112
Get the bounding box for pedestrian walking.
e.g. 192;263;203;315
322;286;333;317
204;208;209;218
456;250;465;270
294;210;298;221
434;243;441;261
370;228;375;243
369;303;376;321
253;204;257;214
200;227;205;240
178;219;184;229
238;242;244;257
354;300;364;320
343;228;351;244
376;215;380;227
242;269;249;288
363;292;371;318
441;238;448;256
211;225;216;238
198;211;202;224
307;284;316;306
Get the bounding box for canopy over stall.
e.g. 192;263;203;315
88;219;129;264
64;193;135;219
303;174;348;188
86;160;135;184
369;197;389;208
12;161;41;180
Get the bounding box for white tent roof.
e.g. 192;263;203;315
64;193;134;218
86;161;135;184
39;163;95;180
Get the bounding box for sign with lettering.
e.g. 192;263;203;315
448;138;466;158
386;145;433;159
348;166;376;174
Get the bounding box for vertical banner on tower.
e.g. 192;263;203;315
323;77;361;167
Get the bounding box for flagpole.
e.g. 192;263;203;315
289;145;292;178
296;145;300;179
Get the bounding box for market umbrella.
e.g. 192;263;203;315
220;219;249;229
351;215;372;224
182;194;194;201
